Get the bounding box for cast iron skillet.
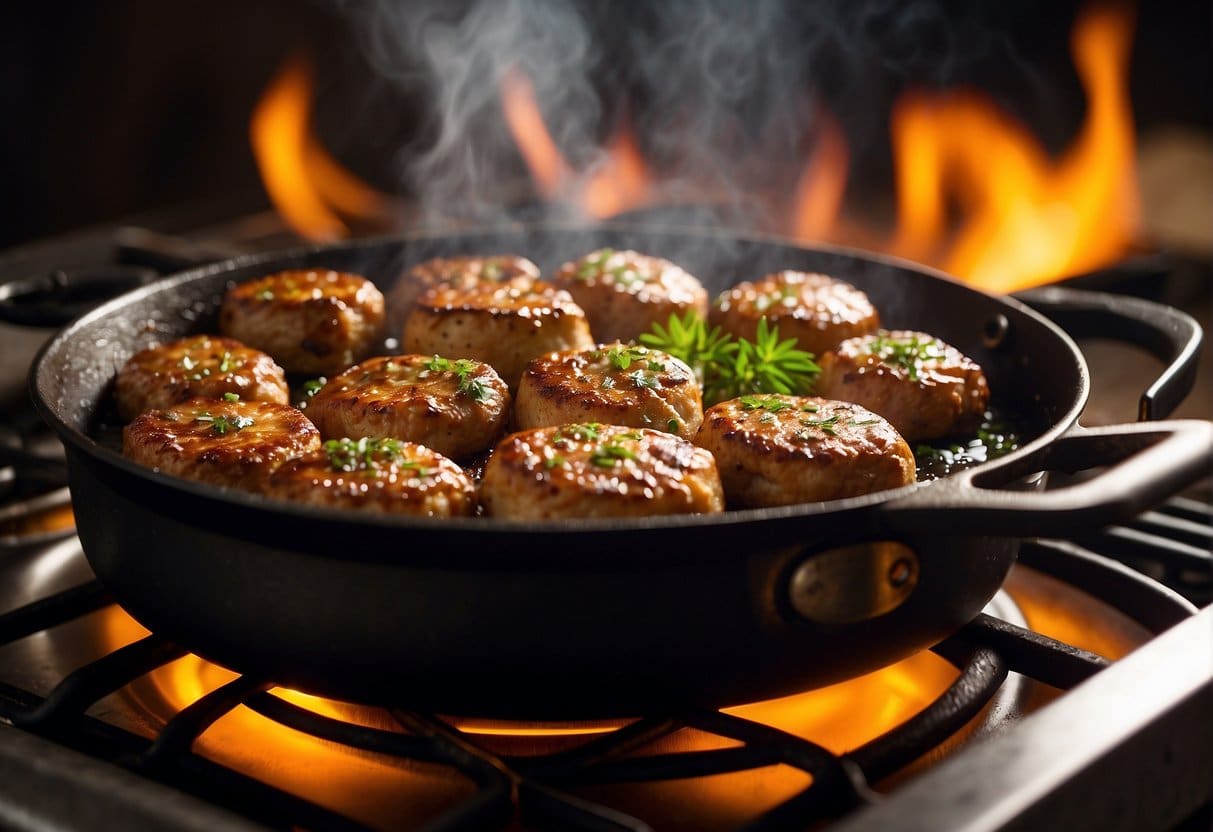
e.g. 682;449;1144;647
30;225;1213;718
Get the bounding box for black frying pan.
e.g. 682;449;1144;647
30;225;1213;718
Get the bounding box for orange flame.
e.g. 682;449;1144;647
790;110;850;242
886;3;1139;291
501;68;652;219
250;52;392;241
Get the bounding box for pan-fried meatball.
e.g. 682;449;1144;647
114;335;289;421
514;343;703;439
710;271;879;357
264;437;476;517
480;423;724;520
695;395;915;507
388;254;540;324
219;269;386;376
402;280;593;389
550;248;709;343
304;354;510;461
816;331;990;441
122;399;321;491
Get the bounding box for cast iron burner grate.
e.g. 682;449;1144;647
0;528;1206;832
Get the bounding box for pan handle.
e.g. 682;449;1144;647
1014;285;1202;421
880;419;1213;538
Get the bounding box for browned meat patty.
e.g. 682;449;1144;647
550;248;709;343
710;271;879;357
304;354;511;460
114;335;289;421
388;254;541;325
264;437;476;517
480;423;724;520
122;398;321;491
694;395;915;507
816;331;990;441
514;343;703;439
401;280;594;389
219;269;386;376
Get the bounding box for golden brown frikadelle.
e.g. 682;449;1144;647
816;330;990;441
480;423;724;520
388;254;541;325
304;354;511;460
514;343;703;439
219;269;386;376
113;335;289;421
122;398;321;491
401;280;594;389
694;394;916;507
263;437;477;517
710;271;879;357
550;248;710;343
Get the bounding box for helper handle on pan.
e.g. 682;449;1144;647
1014;285;1202;421
881;419;1213;538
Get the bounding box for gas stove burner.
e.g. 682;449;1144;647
0;266;160;327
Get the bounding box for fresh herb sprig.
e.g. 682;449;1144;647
640;312;818;405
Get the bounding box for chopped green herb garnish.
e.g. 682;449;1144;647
223;392;240;402
739;395;792;413
218;351;234;373
558;423;603;442
544;455;566;469
195;412;254;436
575;248;615;279
866;334;945;381
605;344;651;371
799;414;842;436
589;439;639;468
667;418;679;433
303;377;327;398
424;355;491;402
323;437;426;474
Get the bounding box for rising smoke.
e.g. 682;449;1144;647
338;0;1063;231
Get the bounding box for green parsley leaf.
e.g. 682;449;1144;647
223;392;240;402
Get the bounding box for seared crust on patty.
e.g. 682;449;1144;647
219;269;386;376
305;354;510;460
514;343;703;439
710;271;879;357
114;335;289;421
122;399;321;491
402;280;594;389
264;437;476;517
550;248;709;343
480;423;724;520
816;330;989;441
388;254;540;325
694;395;915;507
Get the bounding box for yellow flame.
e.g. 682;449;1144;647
250;51;390;240
501;67;652;218
889;3;1139;291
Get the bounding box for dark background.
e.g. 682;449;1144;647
1;0;1209;250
